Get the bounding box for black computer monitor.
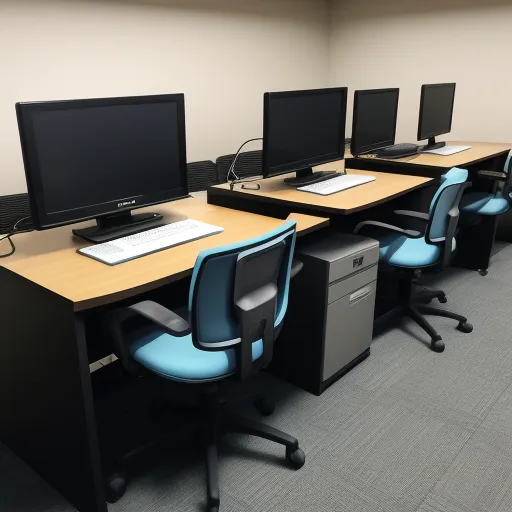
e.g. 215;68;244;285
16;94;188;242
262;88;347;186
350;88;399;156
417;83;456;151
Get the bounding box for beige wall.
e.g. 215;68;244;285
0;0;329;194
330;0;512;145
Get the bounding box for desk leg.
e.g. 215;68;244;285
0;269;107;512
454;215;498;272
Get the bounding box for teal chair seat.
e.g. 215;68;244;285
460;192;510;216
130;327;263;382
373;231;456;268
461;150;512;217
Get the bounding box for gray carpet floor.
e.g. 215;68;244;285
2;242;512;512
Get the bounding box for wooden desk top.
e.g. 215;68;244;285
347;141;511;169
0;198;328;311
210;166;433;215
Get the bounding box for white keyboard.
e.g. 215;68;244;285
421;145;471;156
298;174;376;195
79;219;224;265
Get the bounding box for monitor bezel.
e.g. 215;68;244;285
351;88;400;156
417;83;456;141
262;87;348;178
15;94;189;230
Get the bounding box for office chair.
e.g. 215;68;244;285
186;160;218;193
460;150;512;275
355;167;473;353
107;220;305;512
216;149;262;183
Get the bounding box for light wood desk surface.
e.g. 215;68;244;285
347;141;511;169
209;166;433;216
0;197;328;311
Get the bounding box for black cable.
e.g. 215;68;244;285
0;216;32;258
226;137;263;182
0;235;15;258
229;175;263;191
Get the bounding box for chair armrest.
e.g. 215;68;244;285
290;259;303;278
354;220;422;238
478;170;507;181
394;210;430;221
127;300;191;337
105;302;190;374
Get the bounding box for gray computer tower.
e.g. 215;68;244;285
272;233;379;395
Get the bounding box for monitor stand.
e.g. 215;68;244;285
283;168;339;187
72;210;179;243
421;137;446;152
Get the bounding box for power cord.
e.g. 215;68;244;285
226;137;263;182
0;216;32;258
229;175;263;191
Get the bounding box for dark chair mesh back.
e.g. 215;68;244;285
216;150;262;183
234;244;285;305
233;241;286;378
0;193;33;234
190;222;295;349
427;181;468;268
186;160;218;192
502;151;512;200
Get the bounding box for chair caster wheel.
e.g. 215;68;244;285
106;471;128;503
457;321;473;333
438;295;447;304
286;447;305;469
207;498;220;512
254;397;275;416
430;336;445;353
478;269;488;276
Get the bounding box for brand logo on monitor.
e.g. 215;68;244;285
353;256;364;268
118;200;136;208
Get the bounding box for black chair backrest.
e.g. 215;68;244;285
189;220;297;381
186;160;218;193
0;193;33;234
216;150;262;183
424;168;470;268
502;150;512;201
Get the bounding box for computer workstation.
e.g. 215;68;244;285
350;87;418;159
261;87;375;195
15;94;229;265
417;83;470;155
349;83;470;160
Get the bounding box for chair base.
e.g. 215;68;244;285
204;391;305;512
375;275;473;353
105;390;304;510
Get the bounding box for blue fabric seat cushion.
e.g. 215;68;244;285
460;192;510;216
370;230;455;268
129;327;264;382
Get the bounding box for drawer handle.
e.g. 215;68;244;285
349;285;372;304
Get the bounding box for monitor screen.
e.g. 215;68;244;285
16;94;188;229
418;83;456;141
263;88;347;177
351;89;399;155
